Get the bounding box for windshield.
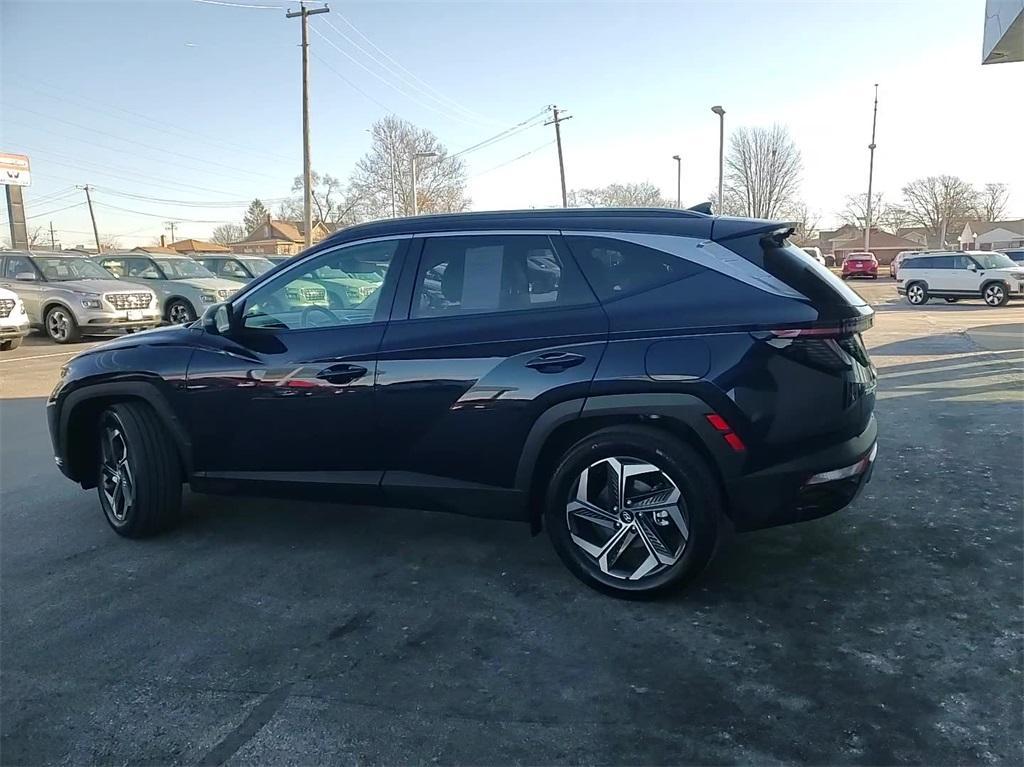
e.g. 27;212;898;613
34;257;112;281
241;257;275;276
973;253;1016;269
153;258;215;280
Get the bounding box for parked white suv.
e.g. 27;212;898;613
0;285;30;351
898;251;1024;307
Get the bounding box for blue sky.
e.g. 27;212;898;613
1;0;1019;248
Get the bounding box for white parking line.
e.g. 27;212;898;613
0;349;92;364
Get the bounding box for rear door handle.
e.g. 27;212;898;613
315;363;368;385
525;352;586;373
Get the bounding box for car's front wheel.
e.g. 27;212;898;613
983;282;1009;307
97;402;183;537
0;338;22;351
45;305;81;343
544;425;721;599
166;299;196;324
906;282;928;305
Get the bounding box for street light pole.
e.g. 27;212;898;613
411;151;437;216
672;155;681;208
864;83;879;253
711;106;725;213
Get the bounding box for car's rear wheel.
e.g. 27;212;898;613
0;338;22;351
983;282;1009;307
97;402;182;538
544;425;721;599
945;297;959;303
906;282;928;305
166;299;196;324
45;305;81;343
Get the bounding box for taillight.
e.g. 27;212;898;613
763;313;873;340
705;413;746;452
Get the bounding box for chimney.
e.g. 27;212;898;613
160;235;166;247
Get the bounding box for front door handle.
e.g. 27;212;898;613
315;363;368;385
525;351;586;373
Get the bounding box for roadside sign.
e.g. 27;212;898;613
0;152;31;187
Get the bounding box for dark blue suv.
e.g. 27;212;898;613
47;209;877;597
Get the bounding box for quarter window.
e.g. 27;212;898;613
411;234;591;318
565;236;702;301
241;239;398;330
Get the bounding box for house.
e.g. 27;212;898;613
168;238;230;255
230;217;331;256
896;226;931;247
814;224;860;255
958;220;1024;251
121;245;181;256
831;229;926;265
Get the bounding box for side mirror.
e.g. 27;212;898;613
14;271;37;281
968;263;978;271
202;302;236;336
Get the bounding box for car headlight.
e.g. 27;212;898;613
217;289;232;300
81;298;102;309
16;300;26;315
199;293;216;303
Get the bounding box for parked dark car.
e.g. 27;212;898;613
47;209;878;597
1000;248;1024;264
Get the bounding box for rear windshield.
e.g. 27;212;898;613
725;236;867;307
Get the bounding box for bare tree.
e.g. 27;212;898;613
723;125;802;220
350;116;469;219
707;189;746;217
839;193;888;230
243;199;270;233
28;226;47;249
976;182;1009;222
900;175;978;247
568;182;672;208
781;201;819;242
99;236;121;251
287;171;362;227
211;223;245;245
879;205;913;234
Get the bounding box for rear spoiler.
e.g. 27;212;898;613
711;217;797;243
687;201;714;215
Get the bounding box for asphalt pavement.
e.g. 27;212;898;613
1;279;1022;765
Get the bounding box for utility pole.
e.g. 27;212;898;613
545;105;572;207
672;155;682;208
79;184;101;253
164;221;177;244
49;220;56;251
864;83;879;253
711;106;726;213
286;1;330;248
390;155;397;218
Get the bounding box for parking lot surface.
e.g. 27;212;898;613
2;280;1022;764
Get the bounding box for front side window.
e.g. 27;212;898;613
972;253;1016;270
952;255;975;270
411;234;590;319
34;257;111;281
240;257;274;276
565;235;702;302
217;259;249;279
242;239;399;330
153;258;215;280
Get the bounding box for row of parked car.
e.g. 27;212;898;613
0;249;392;348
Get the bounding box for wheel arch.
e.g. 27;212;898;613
60;381;192;488
517;394;737;534
980;278;1008;293
41;298;77;323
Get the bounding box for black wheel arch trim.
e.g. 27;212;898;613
55;380;193;484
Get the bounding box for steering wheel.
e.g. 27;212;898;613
300;305;342;328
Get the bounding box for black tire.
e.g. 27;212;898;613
544;425;721;599
906;282;928;305
166;299;197;325
96;402;182;538
982;282;1009;307
0;337;22;351
945;297;959;303
45;305;81;343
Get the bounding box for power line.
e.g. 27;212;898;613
310;23;487;127
193;0;285;9
92;200;243;224
91;186;287;208
471;141;555;178
26;201;88;220
452;109;549;158
311;51;397;114
329;11;501;126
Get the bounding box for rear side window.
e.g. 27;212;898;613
927;256;955;269
412;234;592;318
565;236;702;301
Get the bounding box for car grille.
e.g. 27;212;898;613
105;292;152;310
0;299;14;318
300;287;327;302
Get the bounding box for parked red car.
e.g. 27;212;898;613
842;252;878;280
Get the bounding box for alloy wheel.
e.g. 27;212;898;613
47;309;71;341
168;303;192;324
100;423;135;523
566;456;689;582
908;285;924;304
984;284;1004;306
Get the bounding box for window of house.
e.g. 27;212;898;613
411;234;591;319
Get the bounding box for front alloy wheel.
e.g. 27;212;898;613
167;300;196;324
907;283;927;305
567;457;689;582
46;306;79;343
983;283;1008;307
100;421;135;525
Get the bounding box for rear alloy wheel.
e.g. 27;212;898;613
97;402;182;537
45;305;81;343
166;299;196;325
545;426;720;598
907;283;928;305
945;298;959;303
983;282;1009;307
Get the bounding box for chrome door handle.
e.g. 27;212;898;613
525;352;586;372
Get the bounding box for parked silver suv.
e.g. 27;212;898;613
0;251;160;343
94;253;243;324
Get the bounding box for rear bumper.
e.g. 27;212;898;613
725;415;877;532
